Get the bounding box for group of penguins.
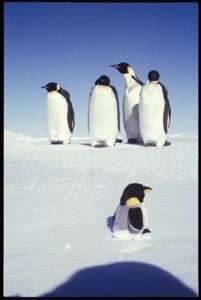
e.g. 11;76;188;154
41;62;171;238
42;62;171;148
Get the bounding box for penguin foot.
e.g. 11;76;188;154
163;141;171;146
144;142;156;147
51;140;64;145
142;228;151;234
93;143;108;148
115;138;123;143
127;139;139;144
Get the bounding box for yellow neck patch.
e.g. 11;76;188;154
127;66;134;75
97;85;109;89
49;91;58;94
126;197;140;206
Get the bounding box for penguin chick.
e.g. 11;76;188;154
88;75;120;147
138;70;171;147
41;82;75;145
113;183;152;239
111;62;143;144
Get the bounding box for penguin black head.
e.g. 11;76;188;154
95;75;110;86
110;62;131;74
120;183;152;206
148;70;160;82
41;82;60;92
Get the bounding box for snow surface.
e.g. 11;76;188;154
4;131;198;297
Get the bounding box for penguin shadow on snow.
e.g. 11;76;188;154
80;138;123;148
41;261;197;297
107;215;114;232
80;141;91;147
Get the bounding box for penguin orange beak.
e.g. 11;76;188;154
41;85;47;89
144;186;153;193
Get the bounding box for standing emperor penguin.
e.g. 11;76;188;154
138;70;171;147
41;82;75;144
88;75;120;147
111;62;143;144
113;183;152;239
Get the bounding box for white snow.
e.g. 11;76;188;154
4;130;198;297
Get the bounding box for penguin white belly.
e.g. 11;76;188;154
123;85;142;141
139;84;166;147
46;92;71;143
89;86;118;146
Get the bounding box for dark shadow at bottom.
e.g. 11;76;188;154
41;261;197;297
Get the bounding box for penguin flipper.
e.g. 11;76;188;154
58;88;70;102
163;99;171;133
67;99;75;132
131;75;144;86
128;207;143;230
58;88;75;132
159;82;171;133
110;85;121;132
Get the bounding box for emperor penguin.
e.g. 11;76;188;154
41;82;75;145
111;62;143;144
138;70;171;147
113;183;152;239
88;75;120;147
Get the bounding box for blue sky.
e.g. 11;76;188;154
4;2;198;138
